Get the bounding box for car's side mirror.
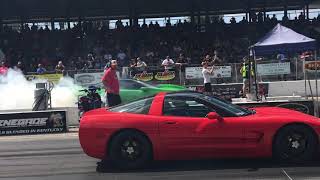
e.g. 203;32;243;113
207;112;223;121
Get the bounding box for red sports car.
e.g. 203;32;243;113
79;91;320;169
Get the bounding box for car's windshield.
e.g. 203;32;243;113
120;80;155;89
199;94;254;116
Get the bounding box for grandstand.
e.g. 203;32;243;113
0;0;320;74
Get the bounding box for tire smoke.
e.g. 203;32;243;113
0;69;81;110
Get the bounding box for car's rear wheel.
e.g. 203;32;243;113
273;124;318;162
109;130;152;169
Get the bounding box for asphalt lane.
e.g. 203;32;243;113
1;133;320;180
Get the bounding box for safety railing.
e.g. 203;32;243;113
24;59;319;87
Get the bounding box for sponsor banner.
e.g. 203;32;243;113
257;62;291;75
74;72;121;86
304;61;320;72
74;72;104;86
131;70;176;81
188;83;269;101
185;66;232;80
155;71;175;81
237;101;314;116
133;72;154;82
26;74;63;84
0;110;67;136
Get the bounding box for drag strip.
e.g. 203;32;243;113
1;133;320;180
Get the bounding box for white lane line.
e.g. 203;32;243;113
282;168;294;180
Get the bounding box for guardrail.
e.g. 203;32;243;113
24;59;319;86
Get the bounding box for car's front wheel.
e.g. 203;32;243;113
273;124;318;162
109;130;152;169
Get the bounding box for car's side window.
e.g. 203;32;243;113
109;97;154;114
163;96;215;117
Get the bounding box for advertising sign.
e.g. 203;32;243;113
0;110;67;136
133;72;154;82
26;74;63;84
131;70;176;81
74;72;104;86
304;61;320;72
257;62;291;75
185;66;232;79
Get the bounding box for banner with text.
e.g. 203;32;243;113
185;66;232;80
74;72;104;87
26;74;63;84
131;70;176;82
0;110;67;136
257;62;291;76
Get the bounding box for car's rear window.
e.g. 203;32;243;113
108;97;154;114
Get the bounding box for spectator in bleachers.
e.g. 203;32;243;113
161;56;175;70
213;50;222;65
271;14;278;24
117;50;127;66
36;64;46;74
55;61;65;73
129;58;137;68
136;57;147;68
202;54;212;65
87;54;95;69
14;61;25;74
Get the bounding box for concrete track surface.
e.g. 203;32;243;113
1;133;320;180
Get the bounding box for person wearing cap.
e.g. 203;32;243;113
102;60;121;107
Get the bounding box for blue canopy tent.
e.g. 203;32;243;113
250;24;318;115
252;23;316;56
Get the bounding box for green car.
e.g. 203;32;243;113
116;79;186;103
77;79;186;104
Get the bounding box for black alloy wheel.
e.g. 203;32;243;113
109;130;152;169
273;125;318;162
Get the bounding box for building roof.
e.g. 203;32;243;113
0;0;315;21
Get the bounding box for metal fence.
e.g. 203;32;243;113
25;59;319;87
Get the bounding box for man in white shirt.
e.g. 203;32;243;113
161;56;175;70
202;62;214;95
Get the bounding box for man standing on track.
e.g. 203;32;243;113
202;62;214;96
102;60;121;107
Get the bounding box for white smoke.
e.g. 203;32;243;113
0;69;81;110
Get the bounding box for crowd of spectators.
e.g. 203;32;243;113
1;11;320;74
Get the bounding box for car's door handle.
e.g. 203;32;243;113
164;121;177;125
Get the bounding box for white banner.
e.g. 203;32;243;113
74;72;104;86
185;66;232;79
257;62;291;76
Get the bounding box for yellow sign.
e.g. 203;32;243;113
133;73;154;82
155;71;175;81
26;74;63;84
